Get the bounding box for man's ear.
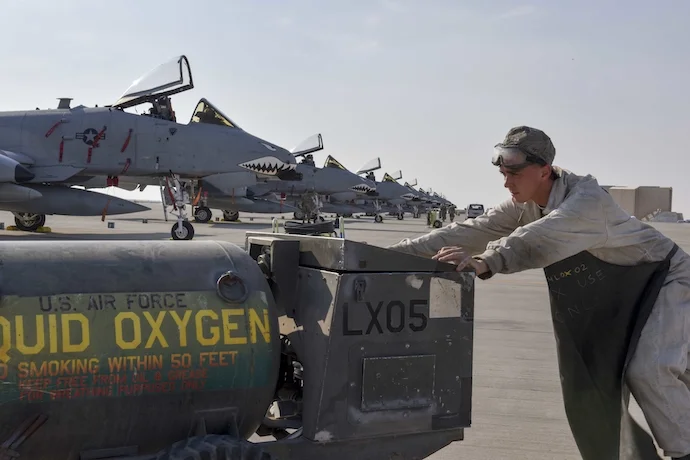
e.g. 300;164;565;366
542;165;552;180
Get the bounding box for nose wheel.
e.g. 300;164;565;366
161;173;196;240
171;220;195;240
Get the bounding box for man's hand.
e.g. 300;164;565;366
432;246;490;276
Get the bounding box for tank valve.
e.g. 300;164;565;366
216;271;249;303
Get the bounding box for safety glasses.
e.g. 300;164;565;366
491;145;546;170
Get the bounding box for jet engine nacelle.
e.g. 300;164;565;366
0;153;34;183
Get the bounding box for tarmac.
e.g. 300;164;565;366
1;207;687;460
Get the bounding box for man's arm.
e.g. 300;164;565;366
475;193;608;277
387;199;523;258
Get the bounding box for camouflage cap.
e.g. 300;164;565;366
497;126;556;165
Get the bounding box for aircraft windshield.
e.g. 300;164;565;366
190;98;240;128
114;55;193;109
324;155;346;170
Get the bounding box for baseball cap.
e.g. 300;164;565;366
491;126;556;169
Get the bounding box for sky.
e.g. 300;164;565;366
1;0;689;214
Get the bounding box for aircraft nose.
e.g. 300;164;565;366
15;164;34;183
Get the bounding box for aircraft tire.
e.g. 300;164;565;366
433;220;442;229
223;210;239;222
14;213;46;232
171;221;195;240
374;214;383;223
397;213;404;220
194;206;212;223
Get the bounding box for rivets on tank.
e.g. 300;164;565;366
216;271;249;304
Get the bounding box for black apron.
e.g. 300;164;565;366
543;244;678;460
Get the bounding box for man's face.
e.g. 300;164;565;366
499;163;550;203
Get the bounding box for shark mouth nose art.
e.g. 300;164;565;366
238;156;296;176
351;184;376;194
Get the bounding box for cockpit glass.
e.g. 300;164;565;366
355;158;381;175
190;99;240;129
324;155;346;170
114;55;193;109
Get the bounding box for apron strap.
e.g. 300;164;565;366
666;243;680;262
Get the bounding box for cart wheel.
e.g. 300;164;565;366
154;434;271;460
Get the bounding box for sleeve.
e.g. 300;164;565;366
475;192;608;277
387;199;523;258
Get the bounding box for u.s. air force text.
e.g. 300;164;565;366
0;291;274;403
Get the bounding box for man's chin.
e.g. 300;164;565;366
511;194;525;203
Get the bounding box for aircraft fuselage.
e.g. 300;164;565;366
0;107;295;182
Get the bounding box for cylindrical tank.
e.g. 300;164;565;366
0;240;280;459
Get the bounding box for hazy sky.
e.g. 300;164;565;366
2;0;689;214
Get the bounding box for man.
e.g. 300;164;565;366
389;126;690;460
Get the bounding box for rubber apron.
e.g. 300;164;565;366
543;244;678;460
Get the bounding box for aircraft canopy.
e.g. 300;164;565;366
114;55;194;109
356;158;381;175
189;98;240;128
324;155;346;170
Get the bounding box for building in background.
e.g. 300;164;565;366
600;185;673;219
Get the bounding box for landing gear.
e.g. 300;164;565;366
161;173;194;240
13;212;46;232
194;206;212;223
374;214;383;223
293;193;326;223
397;212;404;220
222;210;239;222
171;220;195;240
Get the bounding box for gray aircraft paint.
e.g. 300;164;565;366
0;55;310;234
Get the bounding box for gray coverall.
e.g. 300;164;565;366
389;166;690;458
